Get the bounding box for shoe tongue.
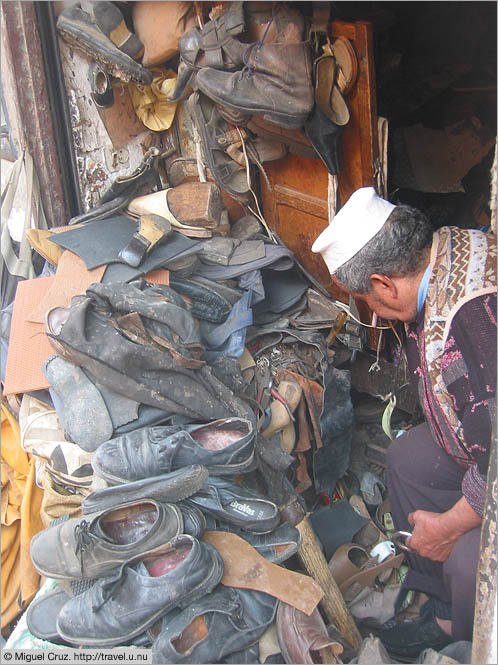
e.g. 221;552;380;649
134;561;150;577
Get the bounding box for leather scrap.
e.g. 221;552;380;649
276;369;323;448
203;531;323;615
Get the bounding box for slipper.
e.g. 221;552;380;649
350;494;385;548
328;543;404;602
329;36;358;95
189;91;250;199
188;476;279;534
314;53;350;127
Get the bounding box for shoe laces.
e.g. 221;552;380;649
74;520;99;577
92;566;127;612
238;4;280;80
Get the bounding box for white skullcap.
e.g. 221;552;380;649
312;187;396;274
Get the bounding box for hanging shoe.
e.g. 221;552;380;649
196;39;313;130
195;6;313;129
189;91;250;199
56;4;152;86
168;2;247;103
92;1;145;61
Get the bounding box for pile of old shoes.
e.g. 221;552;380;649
29;490;224;647
89;417;281;535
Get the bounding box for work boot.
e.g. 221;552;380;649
196;39;313;130
168;2;247;103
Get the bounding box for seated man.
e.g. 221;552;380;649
312;187;496;660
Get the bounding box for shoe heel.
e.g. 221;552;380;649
168;60;195;102
262;111;306;130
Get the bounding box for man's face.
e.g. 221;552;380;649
331;276;418;323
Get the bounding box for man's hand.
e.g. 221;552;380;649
406;510;458;561
406;496;482;562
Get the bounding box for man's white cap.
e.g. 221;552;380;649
311;187;396;274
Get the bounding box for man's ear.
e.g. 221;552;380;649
370;273;398;300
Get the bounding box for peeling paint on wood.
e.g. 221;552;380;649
57;38;153;211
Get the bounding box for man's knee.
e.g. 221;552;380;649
443;527;481;592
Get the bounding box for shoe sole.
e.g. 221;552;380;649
84;466;209;509
56;548;224;647
57;20;151;86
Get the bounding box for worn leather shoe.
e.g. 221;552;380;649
152;586;278;663
187;476;279;534
30;499;182;581
91;417;255;484
377;599;453;660
56;534;224;647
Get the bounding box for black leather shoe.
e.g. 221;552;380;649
56;535;223;647
377;599;453;661
151;586;277;663
91;417;255;484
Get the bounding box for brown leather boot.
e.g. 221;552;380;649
195;38;313;129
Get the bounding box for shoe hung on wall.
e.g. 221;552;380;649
195;6;314;130
56;4;152;86
168;1;247;103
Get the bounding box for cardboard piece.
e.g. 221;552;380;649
27;250;106;324
3;278;56;394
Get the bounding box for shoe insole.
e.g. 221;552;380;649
172;615;209;654
191;427;242;451
203;531;323;615
147;544;191;577
101;504;157;544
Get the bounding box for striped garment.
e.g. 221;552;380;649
405;227;497;516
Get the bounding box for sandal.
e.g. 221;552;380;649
375;496;396;538
189;91;250;199
328;542;404;602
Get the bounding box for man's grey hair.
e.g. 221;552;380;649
334;204;433;294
